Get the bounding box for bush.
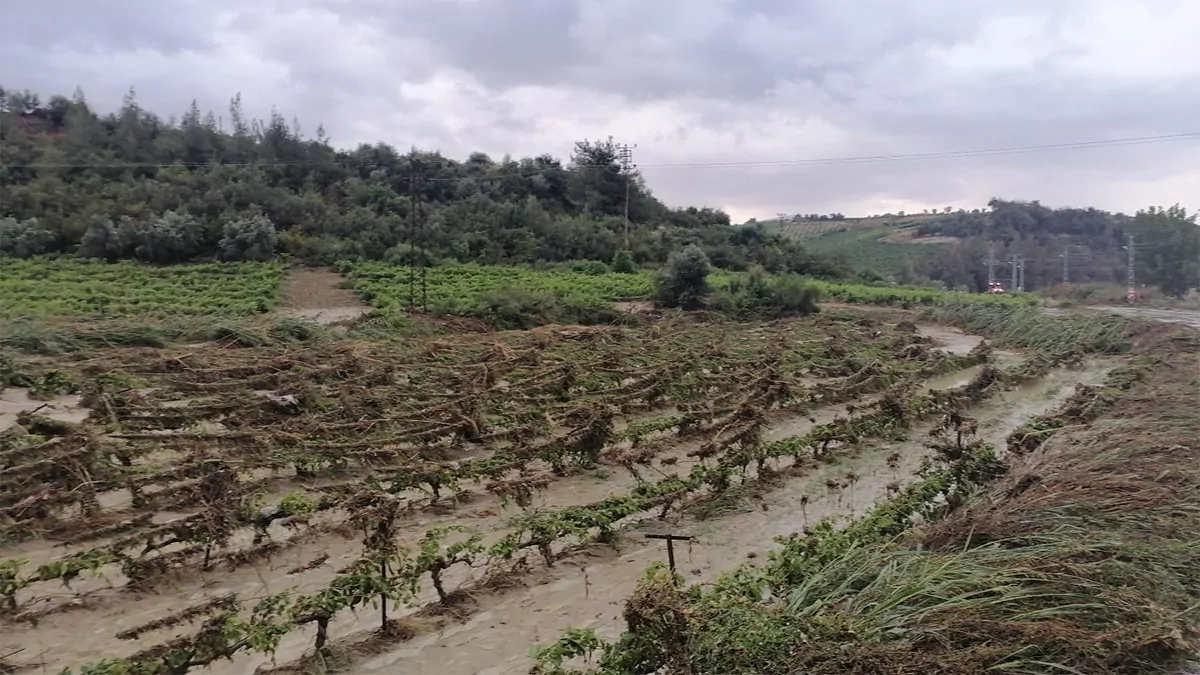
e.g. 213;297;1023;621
427;285;622;330
79;216;123;260
769;276;821;315
611;249;635;273
0;217;57;258
218;213;279;262
714;267;821;316
383;243;445;268
656;244;711;309
565;259;611;276
121;211;202;264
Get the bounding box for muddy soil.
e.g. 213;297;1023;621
278;267;368;325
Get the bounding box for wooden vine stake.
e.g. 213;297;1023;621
645;533;693;582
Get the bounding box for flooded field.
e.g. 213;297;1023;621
354;358;1114;675
0;388;90;431
0;306;1141;675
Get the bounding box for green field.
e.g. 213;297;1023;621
802;226;948;280
0;258;287;317
755;213;949;240
346;262;654;311
345;262;1031;321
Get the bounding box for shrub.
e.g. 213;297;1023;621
0;217;56;258
611;249;636;273
78;216;123;260
218;213;279;262
656;244;711;309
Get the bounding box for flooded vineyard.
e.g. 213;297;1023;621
0;308;1141;675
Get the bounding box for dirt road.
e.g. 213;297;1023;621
1043;305;1200;330
1093;305;1200;329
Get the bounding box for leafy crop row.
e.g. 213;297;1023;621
0;258;286;317
346;262;652;314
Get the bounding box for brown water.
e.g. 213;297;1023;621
0;388;91;431
915;324;982;355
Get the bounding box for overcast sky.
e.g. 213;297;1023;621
4;0;1199;222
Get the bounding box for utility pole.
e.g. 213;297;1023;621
617;142;636;248
407;153;422;311
1010;254;1019;292
1018;259;1026;292
1061;246;1070;284
986;245;996;288
1125;234;1136;301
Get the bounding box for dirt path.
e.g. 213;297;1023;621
1092;305;1200;330
1041;305;1200;331
349;360;1115;675
277;267;368;325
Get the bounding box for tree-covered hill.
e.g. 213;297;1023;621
769;199;1199;297
0;87;845;277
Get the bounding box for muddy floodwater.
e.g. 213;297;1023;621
346;359;1115;675
0;388;90;431
0;333;1117;675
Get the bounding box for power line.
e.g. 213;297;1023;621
5;132;1199;171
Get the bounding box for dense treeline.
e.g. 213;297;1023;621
910;199;1198;296
0;87;845;277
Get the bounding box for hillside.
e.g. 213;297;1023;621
758;201;1200;297
749;212;950;240
0;87;844;278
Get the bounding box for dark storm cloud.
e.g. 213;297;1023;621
2;0;1198;218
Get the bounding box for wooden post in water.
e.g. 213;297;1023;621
646;533;693;580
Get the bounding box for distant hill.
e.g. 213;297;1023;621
753;200;1199;296
746;212;951;240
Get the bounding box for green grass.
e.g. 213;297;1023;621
0;315;329;355
0;258;287;317
924;301;1131;353
755;213;950;240
709;274;1034;308
346;262;653;310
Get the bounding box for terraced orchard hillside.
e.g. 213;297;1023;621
2;279;1175;675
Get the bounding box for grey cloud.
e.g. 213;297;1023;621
2;0;1198;218
1;0;220;55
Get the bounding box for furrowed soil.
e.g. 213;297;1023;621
0;307;1168;675
278;267;368;325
